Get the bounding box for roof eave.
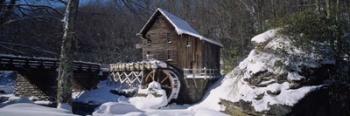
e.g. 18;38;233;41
181;33;223;47
137;9;161;37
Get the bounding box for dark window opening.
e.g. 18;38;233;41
146;51;151;59
147;39;151;46
186;38;191;47
146;34;151;39
167;50;173;61
159;18;165;23
166;33;172;44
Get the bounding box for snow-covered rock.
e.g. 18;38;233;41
129;81;168;109
193;29;335;115
251;29;277;45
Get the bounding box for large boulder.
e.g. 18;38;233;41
193;29;348;116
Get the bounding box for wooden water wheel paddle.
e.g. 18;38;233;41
143;69;180;101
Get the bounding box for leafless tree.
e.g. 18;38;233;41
57;0;79;110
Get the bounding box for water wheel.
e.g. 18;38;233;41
142;68;180;101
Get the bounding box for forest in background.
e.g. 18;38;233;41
1;0;350;73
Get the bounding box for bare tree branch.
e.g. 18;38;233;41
0;0;16;24
0;41;58;55
1;15;61;26
55;0;68;5
0;4;63;16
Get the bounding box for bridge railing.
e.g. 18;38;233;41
183;68;220;79
0;54;100;71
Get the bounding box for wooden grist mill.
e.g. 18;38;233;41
110;8;223;104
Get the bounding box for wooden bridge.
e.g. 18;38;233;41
0;54;102;101
0;54;100;71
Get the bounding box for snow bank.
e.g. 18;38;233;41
93;102;142;116
0;94;32;107
0;103;75;116
93;102;228;116
74;80;120;104
33;100;53;105
194;108;229;116
90;81;230;115
251;29;277;44
190;77;235;111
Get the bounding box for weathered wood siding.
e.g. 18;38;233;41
202;41;221;73
141;14;220;73
176;35;203;69
142;15;178;67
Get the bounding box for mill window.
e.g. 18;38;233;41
146;34;151;39
186;38;191;47
166;33;172;44
167;50;173;61
146;39;151;46
146;51;151;59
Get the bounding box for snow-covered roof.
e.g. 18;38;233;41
138;8;223;47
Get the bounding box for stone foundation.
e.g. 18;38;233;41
15;70;100;102
15;74;48;100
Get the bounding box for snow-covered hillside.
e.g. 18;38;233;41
192;29;335;115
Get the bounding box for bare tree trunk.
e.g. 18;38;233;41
57;0;79;110
238;0;258;32
325;0;331;19
334;0;344;79
315;0;320;14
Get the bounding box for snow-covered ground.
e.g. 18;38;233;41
0;102;227;116
0;103;76;116
93;102;227;116
0;94;33;108
73;80;120;104
78;80;228;116
0;78;228;116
